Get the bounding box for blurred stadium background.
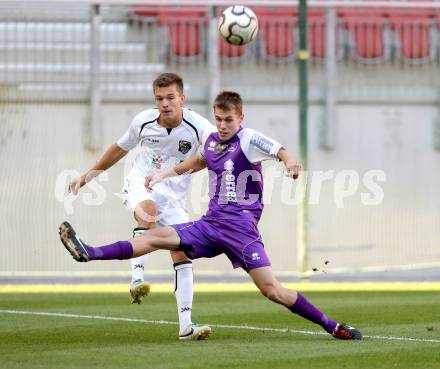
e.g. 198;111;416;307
0;0;439;284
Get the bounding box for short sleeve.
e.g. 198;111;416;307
116;115;141;151
198;124;216;161
239;128;283;164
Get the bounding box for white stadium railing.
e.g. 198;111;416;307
0;1;439;102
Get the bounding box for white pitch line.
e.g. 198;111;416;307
1;310;439;344
0;309;179;326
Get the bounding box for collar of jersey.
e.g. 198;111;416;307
155;109;185;129
215;126;243;143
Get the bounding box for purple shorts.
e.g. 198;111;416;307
171;216;271;272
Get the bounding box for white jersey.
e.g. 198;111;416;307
117;107;214;210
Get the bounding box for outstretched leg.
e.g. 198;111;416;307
58;221;180;262
249;266;362;340
59;221;211;340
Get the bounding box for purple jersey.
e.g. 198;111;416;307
200;127;283;223
171;126;283;271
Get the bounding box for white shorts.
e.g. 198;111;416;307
122;169;189;227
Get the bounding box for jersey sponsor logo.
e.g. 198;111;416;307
224;159;237;202
250;133;274;154
151;153;162;169
145;137;160;143
178;140;192;154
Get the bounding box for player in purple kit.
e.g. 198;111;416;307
59;91;362;340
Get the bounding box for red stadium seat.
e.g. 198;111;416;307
219;38;246;59
340;12;390;63
389;12;435;63
309;12;326;59
308;11;343;61
254;7;342;62
132;6;207;60
158;9;207;60
254;7;297;61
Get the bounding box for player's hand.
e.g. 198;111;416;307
67;176;85;195
145;174;162;192
284;160;302;180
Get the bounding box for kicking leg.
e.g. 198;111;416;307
58;221;180;261
249;266;362;340
58;220;211;340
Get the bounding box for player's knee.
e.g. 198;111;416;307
134;202;158;227
260;283;282;303
135;213;156;229
170;250;190;263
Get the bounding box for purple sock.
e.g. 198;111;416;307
289;293;338;334
85;241;133;261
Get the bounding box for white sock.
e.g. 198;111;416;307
174;261;193;332
131;255;148;283
131;228;149;283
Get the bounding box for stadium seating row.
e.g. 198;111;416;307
132;6;440;64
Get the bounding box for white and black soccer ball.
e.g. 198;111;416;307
218;5;258;46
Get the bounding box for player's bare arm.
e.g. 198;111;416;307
145;153;206;191
68;143;128;195
277;148;301;179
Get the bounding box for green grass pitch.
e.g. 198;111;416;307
1;291;439;369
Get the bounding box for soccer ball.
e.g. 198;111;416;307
218;6;258;46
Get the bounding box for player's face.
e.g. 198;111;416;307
214;107;243;141
154;84;185;126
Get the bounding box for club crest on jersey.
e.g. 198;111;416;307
215;143;228;153
178;140;192;154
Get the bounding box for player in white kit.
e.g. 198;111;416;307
67;73;212;340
